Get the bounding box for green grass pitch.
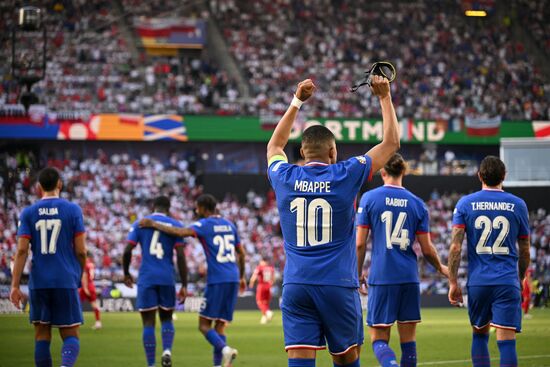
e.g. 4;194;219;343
1;309;549;366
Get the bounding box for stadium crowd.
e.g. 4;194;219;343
0;0;549;120
211;0;550;120
0;0;237;116
1;151;549;305
516;0;550;55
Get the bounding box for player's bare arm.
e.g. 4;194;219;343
74;232;87;271
356;226;370;291
122;243;134;287
9;237;30;309
518;236;531;287
417;233;449;277
448;226;465;306
266;79;316;162
175;246;188;304
81;269;91;296
236;245;247;293
248;268;258;289
365;75;400;173
139;218;195;237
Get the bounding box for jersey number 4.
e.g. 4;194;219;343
35;219;62;254
381;211;410;250
475;215;510;255
290;197;332;247
149;230;165;259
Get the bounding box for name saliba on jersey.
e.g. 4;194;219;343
471;201;515;212
294;180;331;193
39;207;59;215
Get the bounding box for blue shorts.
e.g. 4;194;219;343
281;284;364;355
200;282;239;323
29;288;83;328
137;284;176;311
367;283;421;327
468;285;522;332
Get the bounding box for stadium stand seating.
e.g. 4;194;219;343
0;0;548;119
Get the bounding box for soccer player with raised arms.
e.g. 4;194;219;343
10;167;87;367
140;194;246;367
355;153;449;367
123;196;188;367
266;75;400;367
448;156;531;367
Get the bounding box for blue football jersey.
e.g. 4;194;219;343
452;189;530;288
127;213;185;286
190;216;241;284
17;197;85;289
356;185;429;285
268;155;373;288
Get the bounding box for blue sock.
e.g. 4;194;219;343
401;341;417;367
372;339;398;367
143;326;156;366
161;321;175;352
497;339;517;367
35;340;52;367
288;358;315;367
334;358;360;367
471;333;490;367
61;336;79;367
205;329;226;352
213;334;227;366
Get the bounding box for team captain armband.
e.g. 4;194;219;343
268;155;288;167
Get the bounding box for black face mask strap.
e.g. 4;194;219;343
350;73;372;93
350;62;395;93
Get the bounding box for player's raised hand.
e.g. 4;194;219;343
370;75;390;99
9;287;25;309
124;274;134;288
177;287;187;305
296;79;316;102
139;218;154;228
440;265;450;278
448;282;463;307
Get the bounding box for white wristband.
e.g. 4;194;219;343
290;95;304;109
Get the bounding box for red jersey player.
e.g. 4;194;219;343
522;268;533;319
79;253;102;329
249;258;275;324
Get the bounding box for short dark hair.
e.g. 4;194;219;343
153;196;171;213
384;153;407;177
302;125;335;150
479;156;506;186
38;167;60;192
196;194;217;212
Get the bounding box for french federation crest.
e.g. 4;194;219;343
355;155;367;164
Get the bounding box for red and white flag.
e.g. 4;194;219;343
532;121;550;138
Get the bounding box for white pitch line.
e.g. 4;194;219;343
370;354;550;366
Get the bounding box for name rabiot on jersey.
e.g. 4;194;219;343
452;189;530;288
356;184;429;285
127;213;185;286
268;155;373;288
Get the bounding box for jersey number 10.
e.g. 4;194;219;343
290;197;333;247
